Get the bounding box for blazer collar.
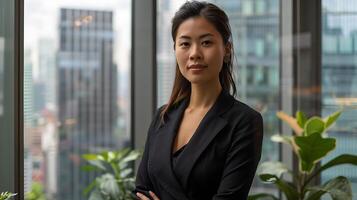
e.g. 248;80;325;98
173;89;235;189
150;89;235;199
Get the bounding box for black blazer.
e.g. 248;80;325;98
135;90;263;200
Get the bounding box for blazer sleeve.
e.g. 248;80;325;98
212;112;263;200
134;106;163;193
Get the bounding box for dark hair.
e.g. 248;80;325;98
160;1;237;123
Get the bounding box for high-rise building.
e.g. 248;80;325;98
321;7;357;198
217;0;280;194
38;39;57;112
57;8;117;200
156;0;182;106
24;49;34;194
36;38;59;199
42;110;58;199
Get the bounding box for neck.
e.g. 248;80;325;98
188;80;222;110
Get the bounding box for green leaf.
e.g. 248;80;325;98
99;151;109;162
120;168;133;178
107;151;116;162
304;117;325;136
306;176;352;200
81;148;142;200
88;189;104;200
304;154;357;187
120;150;141;164
97;173;121;198
271;135;299;153
324;110;342;130
116;148;131;160
25;182;46;200
117;177;135;183
82;154;98;161
257;161;291;178
87;160;106;171
81;165;100;172
296;111;307;128
314;154;357;178
248;193;279;200
304;189;326;200
259;174;299;200
0;192;16;200
271;134;293;145
294;133;336;173
83;180;97;196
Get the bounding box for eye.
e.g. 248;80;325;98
179;42;190;47
202;40;212;46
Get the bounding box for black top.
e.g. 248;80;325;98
172;144;187;169
135;89;264;200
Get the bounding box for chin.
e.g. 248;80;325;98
187;78;209;85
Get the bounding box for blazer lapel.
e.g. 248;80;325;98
150;97;190;200
173;90;235;190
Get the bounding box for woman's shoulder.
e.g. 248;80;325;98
231;99;261;116
224;98;263;125
149;104;168;129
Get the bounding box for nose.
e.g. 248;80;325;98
189;44;202;61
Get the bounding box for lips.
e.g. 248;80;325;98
188;64;207;69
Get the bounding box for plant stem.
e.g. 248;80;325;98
111;163;126;197
299;173;307;200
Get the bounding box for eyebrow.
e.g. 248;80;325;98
178;33;214;40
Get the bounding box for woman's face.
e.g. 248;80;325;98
174;16;229;85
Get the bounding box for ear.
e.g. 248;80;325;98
223;42;232;63
224;42;232;57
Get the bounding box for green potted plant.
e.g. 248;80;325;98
82;148;141;200
0;192;16;200
25;182;46;200
249;110;357;200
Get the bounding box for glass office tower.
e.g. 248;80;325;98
322;0;357;198
57;8;118;199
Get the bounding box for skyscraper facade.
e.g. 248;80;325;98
24;49;33;194
321;1;357;197
57;8;117;200
38;39;57;111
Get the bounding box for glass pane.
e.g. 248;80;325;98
24;1;131;199
157;0;280;195
322;0;357;199
0;0;16;190
0;31;4;123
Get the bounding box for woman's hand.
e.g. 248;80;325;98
136;191;160;200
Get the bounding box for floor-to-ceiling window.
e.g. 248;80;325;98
24;1;131;199
157;0;280;195
0;0;17;192
322;0;357;198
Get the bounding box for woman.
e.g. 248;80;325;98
134;1;263;200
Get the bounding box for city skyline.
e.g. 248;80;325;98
57;8;118;199
24;3;131;199
24;0;131;81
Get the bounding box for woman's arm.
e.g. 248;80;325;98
135;107;164;193
212;112;264;200
135;127;154;192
